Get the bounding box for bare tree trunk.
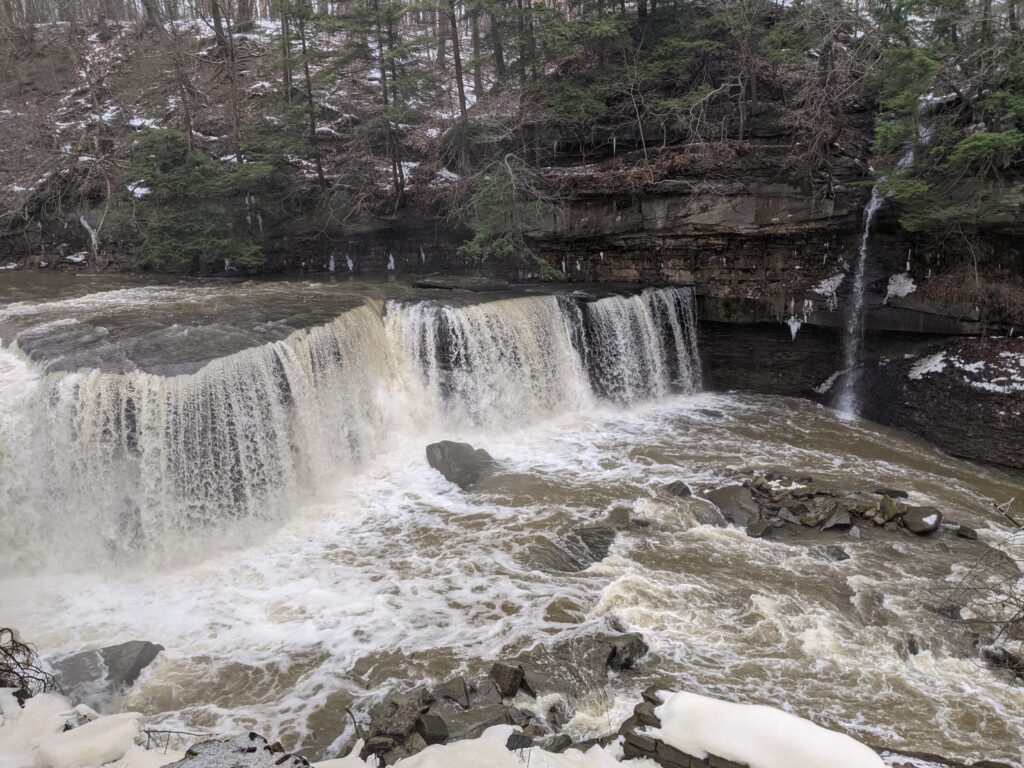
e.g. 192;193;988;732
234;0;254;31
280;1;292;103
298;16;326;186
488;8;506;84
470;2;482;96
435;6;447;68
447;0;467;120
140;0;160;27
211;0;230;55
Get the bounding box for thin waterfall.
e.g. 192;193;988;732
835;187;884;417
0;287;701;568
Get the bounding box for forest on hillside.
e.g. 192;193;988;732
0;0;1021;274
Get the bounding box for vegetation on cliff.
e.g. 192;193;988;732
0;0;1020;277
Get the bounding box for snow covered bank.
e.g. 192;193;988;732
648;691;884;768
0;689;183;768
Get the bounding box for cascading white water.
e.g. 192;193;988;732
0;304;395;564
836;134;923;417
835;188;884;417
386;295;591;426
0;287;700;568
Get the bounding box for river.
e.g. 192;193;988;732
0;274;1021;764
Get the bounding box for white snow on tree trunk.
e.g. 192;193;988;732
649;691;884;768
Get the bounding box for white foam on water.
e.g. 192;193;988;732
2;287;1024;765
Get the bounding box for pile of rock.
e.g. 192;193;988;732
165;732;311;768
703;474;951;539
355;628;649;765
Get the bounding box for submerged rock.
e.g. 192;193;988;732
425;441;497;490
873;488;909;499
956;524;979;540
981;646;1024;680
826;545;851;561
663;480;692;498
527;525;618;573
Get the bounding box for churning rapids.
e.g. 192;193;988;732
1;276;1023;765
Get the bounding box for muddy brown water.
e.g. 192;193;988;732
0;275;1021;764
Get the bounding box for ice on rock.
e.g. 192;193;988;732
649;691;884;768
0;692;155;768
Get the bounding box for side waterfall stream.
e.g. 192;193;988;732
0;277;1022;764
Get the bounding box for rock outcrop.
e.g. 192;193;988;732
703;473;954;539
52;640;164;707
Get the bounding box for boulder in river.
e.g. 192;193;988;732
956;524;978;540
901;506;942;535
509;621;651;699
821;508;852;531
425;441;497;490
825;545;850;562
52;640;164;707
663;480;692;498
526;525;618;573
704;485;760;527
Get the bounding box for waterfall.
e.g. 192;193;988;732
835;188;883;417
0;287;701;568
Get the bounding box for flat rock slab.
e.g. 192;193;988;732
414;276;512;292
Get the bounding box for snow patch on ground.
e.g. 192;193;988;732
127;181;151;199
128;117;160;130
884;273;916;304
650;691;884;768
906;346;1024;393
908;352;947;380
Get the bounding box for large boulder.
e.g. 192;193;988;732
425;441;497;490
52;640;164;707
902;506;942;535
704;485;760;527
510;622;651;699
525;526;618;573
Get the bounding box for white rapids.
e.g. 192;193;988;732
1;280;1022;767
